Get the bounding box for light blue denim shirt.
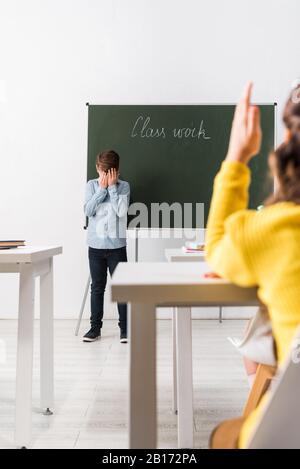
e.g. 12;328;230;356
84;179;130;249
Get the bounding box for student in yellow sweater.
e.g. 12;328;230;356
206;81;300;448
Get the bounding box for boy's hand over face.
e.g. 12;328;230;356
107;168;118;186
99;172;108;189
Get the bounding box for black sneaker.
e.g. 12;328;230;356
120;331;127;344
83;328;101;342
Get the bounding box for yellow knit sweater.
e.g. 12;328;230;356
205;160;300;448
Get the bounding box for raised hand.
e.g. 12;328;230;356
226;82;262;164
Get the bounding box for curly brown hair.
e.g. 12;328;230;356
267;85;300;204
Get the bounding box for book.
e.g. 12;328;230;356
182;243;205;253
0;240;25;248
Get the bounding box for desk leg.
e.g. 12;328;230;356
15;264;35;448
172;308;178;414
40;257;54;413
129;302;156;449
219;307;223;323
175;307;194;448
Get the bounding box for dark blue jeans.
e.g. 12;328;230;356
88;246;127;333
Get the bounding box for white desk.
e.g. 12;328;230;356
111;262;258;449
0;245;63;447
165;249;206;447
165;248;206;263
165;248;222;320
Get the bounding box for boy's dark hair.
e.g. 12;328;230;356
96;150;120;172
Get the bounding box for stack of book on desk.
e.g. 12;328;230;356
0;240;25;250
182;242;205;253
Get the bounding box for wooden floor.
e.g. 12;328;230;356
0;319;249;449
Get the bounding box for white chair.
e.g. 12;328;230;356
247;325;300;449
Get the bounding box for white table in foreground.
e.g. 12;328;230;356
111;262;258;449
0;245;63;447
165;249;206;448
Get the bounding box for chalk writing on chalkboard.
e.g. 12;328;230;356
131;115;211;140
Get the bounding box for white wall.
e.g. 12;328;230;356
0;0;299;318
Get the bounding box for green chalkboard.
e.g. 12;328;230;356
87;104;275;228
